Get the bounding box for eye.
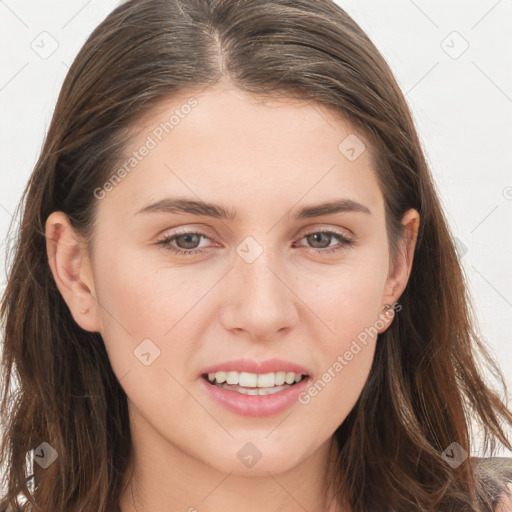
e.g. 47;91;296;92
156;228;355;256
156;231;211;256
294;229;354;255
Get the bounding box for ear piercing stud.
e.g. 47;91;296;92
384;304;391;310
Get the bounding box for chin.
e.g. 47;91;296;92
199;437;312;476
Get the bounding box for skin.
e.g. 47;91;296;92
496;483;512;512
46;83;419;512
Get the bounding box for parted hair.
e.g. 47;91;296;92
1;1;511;511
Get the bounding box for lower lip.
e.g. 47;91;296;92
199;376;310;417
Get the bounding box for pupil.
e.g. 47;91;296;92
308;232;329;248
178;234;199;249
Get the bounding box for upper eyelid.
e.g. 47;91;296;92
159;223;354;239
158;227;354;246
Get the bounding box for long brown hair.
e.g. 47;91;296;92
1;1;511;510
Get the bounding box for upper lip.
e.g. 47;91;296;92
200;358;310;377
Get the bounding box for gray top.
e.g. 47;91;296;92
471;457;512;510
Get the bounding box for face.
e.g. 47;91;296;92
47;84;418;478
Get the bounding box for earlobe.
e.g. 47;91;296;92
45;212;101;332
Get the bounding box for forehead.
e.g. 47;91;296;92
97;84;383;222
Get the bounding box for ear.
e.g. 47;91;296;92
45;211;102;332
377;208;420;334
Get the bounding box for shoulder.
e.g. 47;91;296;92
470;456;512;511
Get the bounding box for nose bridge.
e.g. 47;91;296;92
237;236;285;304
225;234;297;337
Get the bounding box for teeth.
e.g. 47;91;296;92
216;383;290;395
275;371;286;385
239;372;258;387
226;371;238;385
257;372;275;387
206;370;305;388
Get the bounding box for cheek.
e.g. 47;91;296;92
295;251;387;340
91;248;168;374
296;305;379;438
92;246;220;380
94;247;199;337
291;255;386;426
91;251;203;421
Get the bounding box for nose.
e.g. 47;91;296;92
219;248;299;342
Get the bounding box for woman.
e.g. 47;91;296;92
1;0;511;510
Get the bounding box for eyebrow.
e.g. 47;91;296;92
135;197;372;220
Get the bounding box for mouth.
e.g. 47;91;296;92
202;370;308;396
199;359;311;416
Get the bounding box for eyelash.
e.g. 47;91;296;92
156;229;354;256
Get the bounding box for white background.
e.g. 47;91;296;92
0;0;511;454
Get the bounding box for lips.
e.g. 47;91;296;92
199;358;310;417
200;358;309;376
